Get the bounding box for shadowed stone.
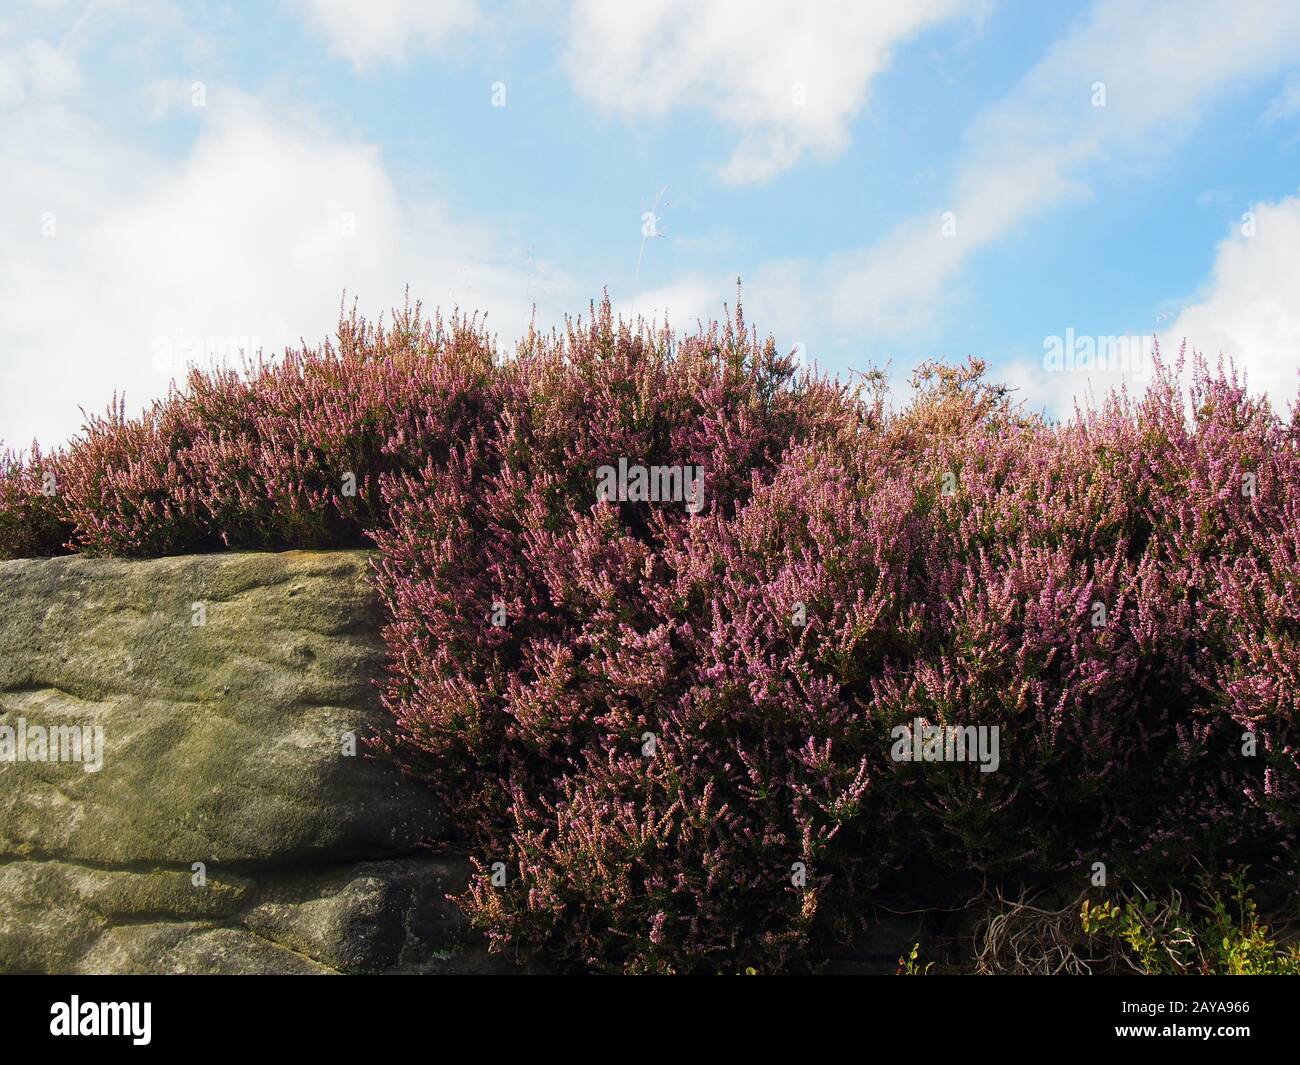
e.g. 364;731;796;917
0;550;521;974
0;550;444;865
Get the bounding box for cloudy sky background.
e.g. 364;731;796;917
4;0;1300;446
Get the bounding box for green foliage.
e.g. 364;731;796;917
1080;870;1300;975
897;942;933;975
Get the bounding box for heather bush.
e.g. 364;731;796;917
183;303;500;551
371;302;868;972
0;443;73;558
51;299;499;555
3;295;1296;973
380;337;1298;971
59;390;218;556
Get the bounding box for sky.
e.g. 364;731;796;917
4;0;1300;447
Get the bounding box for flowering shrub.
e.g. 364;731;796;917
2;296;1296;972
39;300;497;556
370;302;867;972
0;443;73;558
373;326;1299;972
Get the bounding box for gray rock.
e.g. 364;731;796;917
242;855;475;973
0;550;445;865
76;923;339;975
0;859;253;973
0;854;522;974
0;550;522;975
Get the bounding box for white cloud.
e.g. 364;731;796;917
0;36;84;105
617;277;724;333
651;0;1300;414
288;0;480;70
563;0;966;184
999;199;1300;419
1263;74;1300;123
555;0;1300;407
616;263;846;375
818;0;1300;340
0;85;565;448
1000;344;1156;422
1161;197;1300;410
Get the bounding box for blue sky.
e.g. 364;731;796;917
4;0;1300;446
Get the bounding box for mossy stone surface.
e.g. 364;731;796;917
0;550;444;866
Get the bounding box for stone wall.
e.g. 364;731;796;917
0;550;511;974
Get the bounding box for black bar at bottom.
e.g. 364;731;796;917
1;973;1291;1051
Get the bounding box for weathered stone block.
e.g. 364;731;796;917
0;550;514;974
0;550;444;866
